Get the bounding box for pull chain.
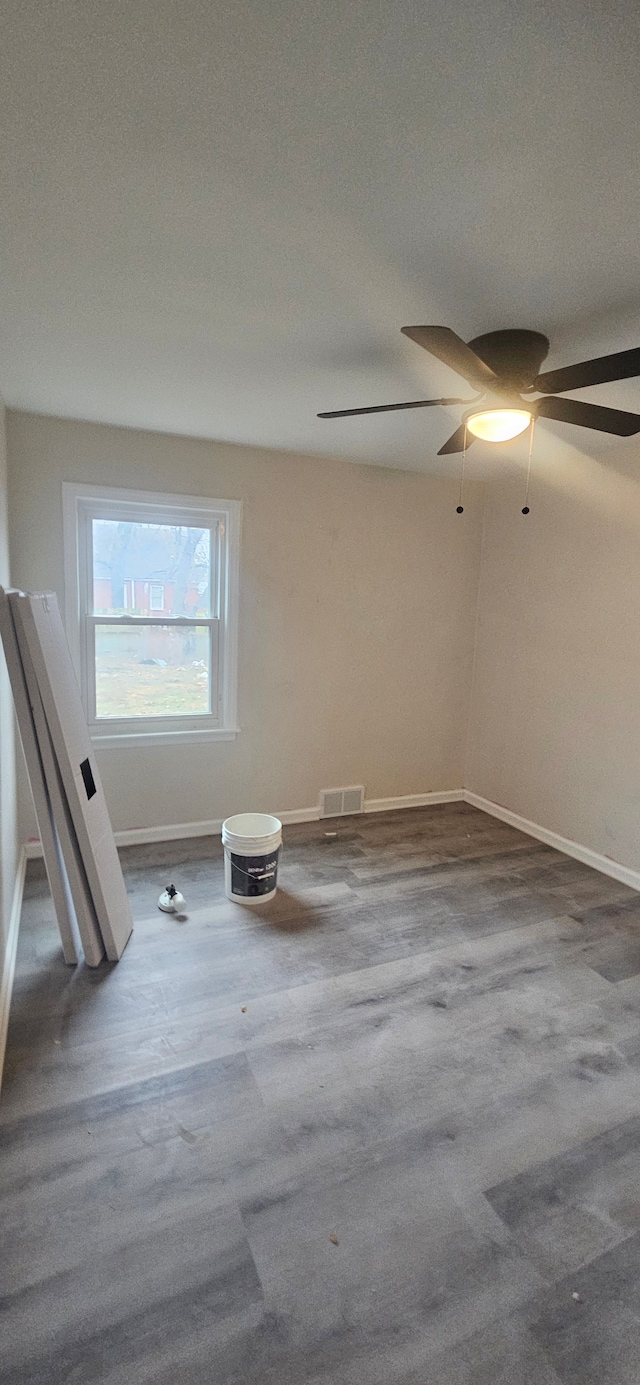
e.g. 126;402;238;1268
522;416;535;514
456;424;467;513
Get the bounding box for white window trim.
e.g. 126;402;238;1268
63;482;241;748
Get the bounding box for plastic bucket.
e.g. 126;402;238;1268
221;813;282;904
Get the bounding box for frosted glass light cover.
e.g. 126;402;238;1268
466;409;531;442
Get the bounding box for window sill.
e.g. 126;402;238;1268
89;727;240;749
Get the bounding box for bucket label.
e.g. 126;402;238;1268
230;848;280;898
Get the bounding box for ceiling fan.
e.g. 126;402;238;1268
318;327;640;454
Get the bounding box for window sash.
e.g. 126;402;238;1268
85;512;221;620
84;616;221;731
88;615;218;627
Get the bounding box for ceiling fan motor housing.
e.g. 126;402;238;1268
466;330;550;390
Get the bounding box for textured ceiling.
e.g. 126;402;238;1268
2;0;640;475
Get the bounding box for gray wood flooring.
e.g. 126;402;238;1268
3;802;640;1382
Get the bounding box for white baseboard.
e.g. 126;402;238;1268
463;791;640;894
113;806;324;846
118;819;223;847
365;790;464;813
23;787;640;895
23;790;464;856
278;807;321;825
0;846;27;1095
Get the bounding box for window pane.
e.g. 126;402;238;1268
95;625;211;719
92;520;213;616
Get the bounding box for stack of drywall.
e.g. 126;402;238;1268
0;588;133;966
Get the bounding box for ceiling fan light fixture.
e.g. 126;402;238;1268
464;408;531;442
319;326;640;447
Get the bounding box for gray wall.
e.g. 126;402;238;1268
466;440;640;873
8;410;640;881
0;399;18;967
8;411;484;840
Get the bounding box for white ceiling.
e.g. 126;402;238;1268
2;0;640;475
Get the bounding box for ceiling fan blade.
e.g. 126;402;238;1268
401;325;498;390
437;424;478;456
317;396;467;419
535;346;640;394
536;395;640;436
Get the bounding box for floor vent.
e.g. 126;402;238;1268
319;785;365;818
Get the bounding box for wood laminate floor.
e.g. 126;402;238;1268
4;803;640;1382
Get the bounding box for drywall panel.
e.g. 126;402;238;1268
10;594;104;966
0;588;80;964
12;592;133;960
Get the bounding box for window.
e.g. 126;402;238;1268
63;483;241;746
